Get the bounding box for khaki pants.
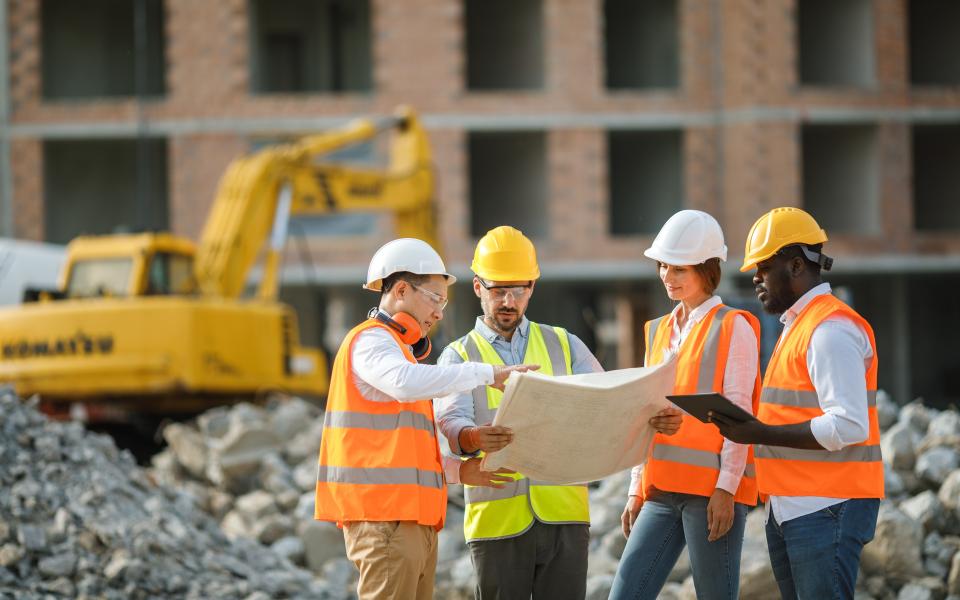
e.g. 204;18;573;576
343;521;438;600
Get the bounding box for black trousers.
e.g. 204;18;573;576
468;520;590;600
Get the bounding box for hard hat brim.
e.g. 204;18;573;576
739;231;829;272
364;272;457;292
643;247;727;266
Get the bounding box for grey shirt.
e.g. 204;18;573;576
434;315;604;457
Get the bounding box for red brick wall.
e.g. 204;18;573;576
9;138;42;241
5;0;960;260
168;133;247;240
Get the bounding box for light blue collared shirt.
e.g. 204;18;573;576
434;315;603;460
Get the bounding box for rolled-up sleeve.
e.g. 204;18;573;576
807;318;873;452
434;345;481;457
568;333;604;375
629;464;644;497
442;455;463;485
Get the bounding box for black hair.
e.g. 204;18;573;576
780;244;824;275
380;272;431;296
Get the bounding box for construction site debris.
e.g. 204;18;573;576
0;390;344;599
3;387;959;599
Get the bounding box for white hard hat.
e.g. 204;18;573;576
364;238;456;292
643;210;728;265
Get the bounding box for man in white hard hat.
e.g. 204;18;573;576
315;238;537;600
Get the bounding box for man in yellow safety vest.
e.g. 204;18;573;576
434;226;683;599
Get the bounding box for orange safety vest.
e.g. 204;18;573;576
641;304;760;506
314;319;447;530
755;293;883;500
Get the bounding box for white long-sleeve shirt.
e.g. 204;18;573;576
630;296;759;497
350;322;496;482
766;283;874;524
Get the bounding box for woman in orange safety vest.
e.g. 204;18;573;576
609;210;761;600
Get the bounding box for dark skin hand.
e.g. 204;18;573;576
708;411;825;449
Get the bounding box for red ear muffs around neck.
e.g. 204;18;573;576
387;311;423;345
410;336;432;361
369;308;423;346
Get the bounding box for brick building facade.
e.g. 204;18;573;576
2;0;959;405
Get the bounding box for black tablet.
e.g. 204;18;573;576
666;392;755;424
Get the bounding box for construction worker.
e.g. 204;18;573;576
314;238;536;600
435;226;682;600
710;207;882;600
609;210;761;600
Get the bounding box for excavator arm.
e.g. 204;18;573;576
195;106;436;300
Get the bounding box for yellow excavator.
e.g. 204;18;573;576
0;106;436;415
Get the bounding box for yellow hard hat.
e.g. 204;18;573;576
471;226;540;281
740;207;828;272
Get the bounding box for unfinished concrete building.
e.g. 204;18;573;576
2;0;959;407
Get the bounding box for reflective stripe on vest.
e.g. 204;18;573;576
754;294;883;500
324;410;438;435
652;444;757;478
760;388;878;409
317;465;445;488
642;304;760;506
314;319;447;529
452;322;590;542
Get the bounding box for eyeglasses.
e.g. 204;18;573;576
410;284;448;311
477;278;533;302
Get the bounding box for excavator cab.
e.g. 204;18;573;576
61;233;198;299
143;251;197;296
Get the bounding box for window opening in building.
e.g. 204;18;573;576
41;0;165;99
797;0;875;87
604;0;679;90
608;130;684;236
909;1;960;85
912;124;960;231
802;124;880;235
465;0;544;90
44;139;169;244
251;0;372;93
468;132;548;238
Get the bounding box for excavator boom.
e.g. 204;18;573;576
195;106;435;299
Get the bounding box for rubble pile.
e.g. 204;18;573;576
3;384;958;599
584;391;960;600
151;392;960;600
0;390;343;600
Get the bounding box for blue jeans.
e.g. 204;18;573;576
609;491;748;600
765;498;880;600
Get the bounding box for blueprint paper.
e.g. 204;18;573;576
481;355;677;484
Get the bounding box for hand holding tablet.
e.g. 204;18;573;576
666;392;756;424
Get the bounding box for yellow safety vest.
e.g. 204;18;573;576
450;321;590;542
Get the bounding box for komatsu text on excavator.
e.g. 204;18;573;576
0;106;436;416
